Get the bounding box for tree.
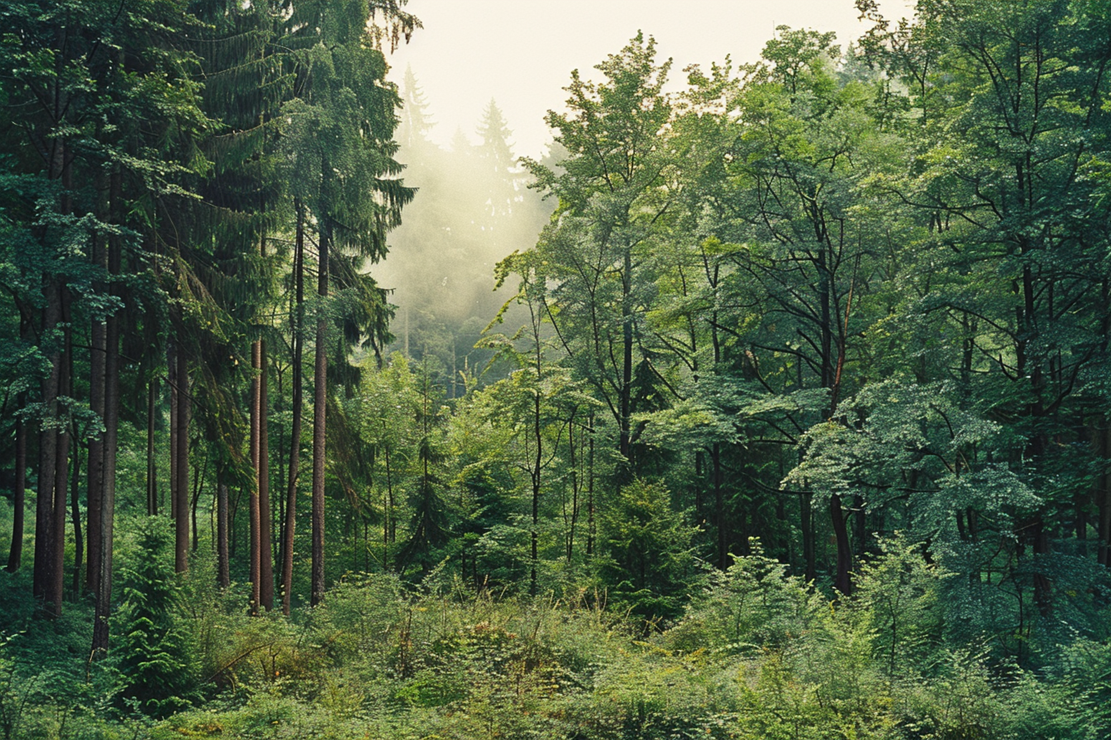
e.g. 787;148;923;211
597;478;697;625
115;518;198;717
857;0;1111;612
521;33;680;482
282;0;414;604
682;27;899;591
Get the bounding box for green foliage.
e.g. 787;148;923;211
115;517;199;718
669;539;814;654
6;3;1111;738
596;479;698;625
853;534;944;676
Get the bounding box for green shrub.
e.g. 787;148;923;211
668;538;814;655
115;517;199;718
595;479;699;626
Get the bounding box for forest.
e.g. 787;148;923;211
2;0;1111;737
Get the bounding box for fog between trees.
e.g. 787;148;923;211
373;68;554;389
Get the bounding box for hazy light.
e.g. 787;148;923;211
387;0;914;158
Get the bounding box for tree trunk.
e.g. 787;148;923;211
92;236;121;653
33;279;62;607
1098;424;1111;566
249;339;261;613
169;337;178;522
280;202;305;614
618;244;633;480
70;434;83;598
191;456;204;552
587;425;595;556
146;375;158;516
259;340;273;610
801;492;816;583
48;302;72;614
5;392;27;573
86;236;106;597
530;370;541;597
217;472;230;589
311;222;329;606
566;417;578;563
711;443;725;569
174;329;190;573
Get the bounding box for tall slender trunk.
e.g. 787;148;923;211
618;244;633;479
586;422;595;556
251;231;274;612
830;494;852;595
217;470;230;589
191;457;204;552
174;329;190;573
818;243;852;595
566;417;578;563
1097;424;1111;566
311;220;329;606
87;236;106;597
92;232;121;653
33;283;60;605
801;492;816;583
530;305;542;597
6;392;27;573
1017;228;1050;612
84;156;118;599
249;339;262;612
168;337;178;522
48;298;72;614
281;203;305;614
530;376;541;597
259;340;273;610
70;434;82;598
35;70;72;613
146;376;158;516
384;445;395;567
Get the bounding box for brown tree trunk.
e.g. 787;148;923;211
1098;424;1111;566
146;375;158;516
92;169;122;653
566;417;578;563
801;492;816;583
168;337;178;522
830;493;852;595
586;426;595;556
249;339;261;612
217;470;230;589
191;457;203;552
174;330;190;573
280;201;305;614
48;297;73;615
618;244;633;480
70;434;82;598
6;392;27;573
86;235;106;597
259;340;273;610
33;287;60;604
711;443;725;569
311;224;329;606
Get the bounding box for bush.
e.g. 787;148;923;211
668;538;814;655
595;479;699;626
115;517;199;717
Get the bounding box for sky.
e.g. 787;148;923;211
384;0;915;159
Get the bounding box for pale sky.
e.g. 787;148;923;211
385;0;915;159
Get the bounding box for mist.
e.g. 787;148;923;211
372;67;554;390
